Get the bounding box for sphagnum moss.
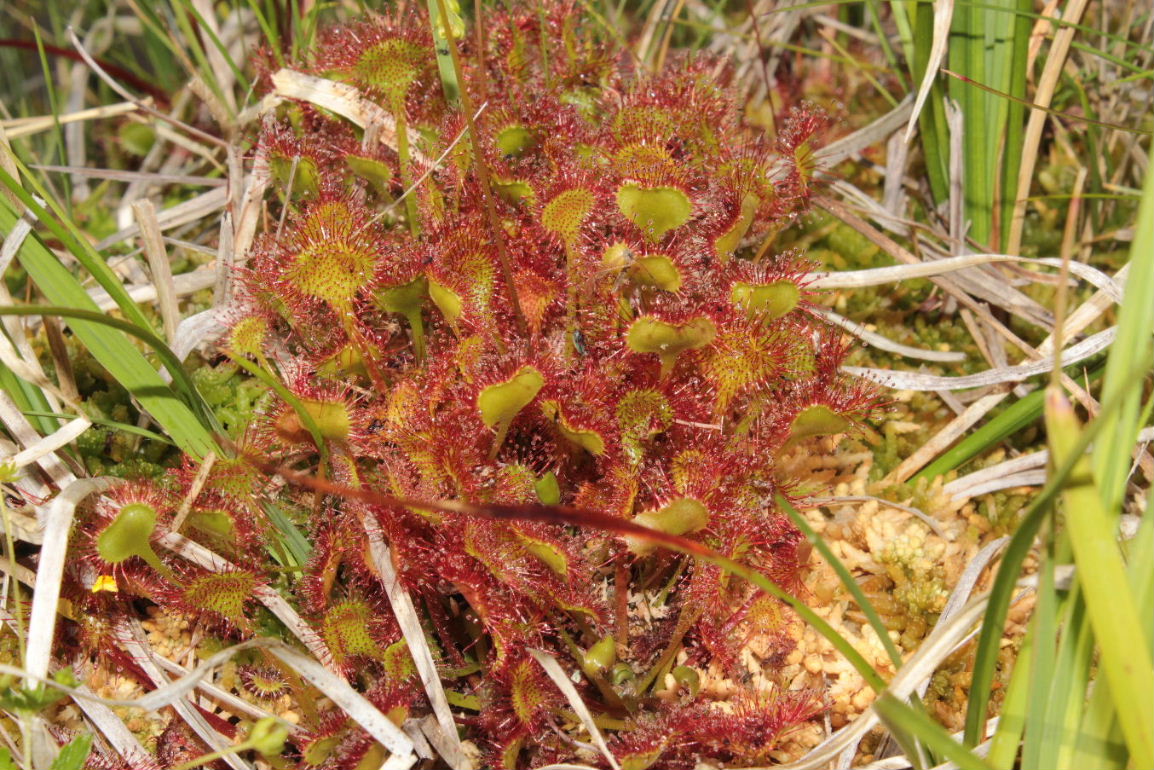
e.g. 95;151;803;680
62;4;879;767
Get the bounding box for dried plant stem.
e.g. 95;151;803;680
1050;167;1088;381
1005;0;1092;254
133;199;180;342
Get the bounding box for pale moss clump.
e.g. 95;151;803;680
876;525;949;643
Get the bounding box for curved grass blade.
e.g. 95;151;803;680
0;198;216;457
0;165;154;333
914;363;1105;480
963;357;1151;747
1093;150;1154;513
1067;509;1154;768
778;494;904;669
875;693;993;770
224;352;329;468
1045;387;1153;767
21;410;174;445
0;306;218;435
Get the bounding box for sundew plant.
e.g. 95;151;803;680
18;2;881;768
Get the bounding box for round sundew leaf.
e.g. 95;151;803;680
96;503;170;577
183;509;236;543
628;255;681;291
626;316;717;378
97;503;156;562
248;717;290;757
376;275;427;316
304;399;352;440
477;365;545;430
510;659;547;727
182;571;259;629
378;276;429;360
346;155;394;196
227;315;269;359
617;389;673;465
541;188;595;244
354;38;426;97
318;344;367;379
515;531;569;576
428;280;463;328
496;125;535;157
322;600;386;666
383;638;416;681
620;743;667;770
541;400;606;455
583;635;617;674
731;280;801;321
670;665;701;696
787;404;852;444
276;398;351;443
535;471;561;505
601;242;635;273
301;735;341;767
614;143;677;180
286;202;378;311
269;155;320;199
238;666;288;700
616;183;692;243
612;104;676;143
625;497;710;555
493;178;535;206
714;192;760;260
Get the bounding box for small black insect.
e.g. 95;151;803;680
573;328;587;356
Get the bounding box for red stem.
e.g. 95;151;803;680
0;38;171;106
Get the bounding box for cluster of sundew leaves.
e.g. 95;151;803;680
64;3;878;768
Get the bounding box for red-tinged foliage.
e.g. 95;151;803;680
62;2;876;766
608;689;827;769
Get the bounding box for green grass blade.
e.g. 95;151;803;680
0;360;58;435
0;165;155;334
1045;388;1153;768
226;352;328;466
778;494;904;668
1069;666;1133;768
178;0;249;95
21;410;175;445
260;502;312;568
1047;591;1100;768
30;25;69;207
874;693;993;770
0;306;218;436
863;0;905;84
0;206;218;459
426;0;462;105
961;359;1148;746
948;0;1026;249
985;624;1032;768
910;0;950;203
168;0;231;113
1093;149;1154;513
914;364;1105;480
996;0;1030;249
242;0;285;69
1020;543;1058;770
1068;507;1154;766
